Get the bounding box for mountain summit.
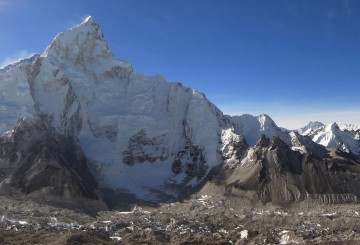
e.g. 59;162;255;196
1;17;360;206
1;17;228;201
298;121;324;134
302;122;360;159
43;16;117;68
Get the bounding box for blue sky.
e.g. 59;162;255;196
1;0;360;128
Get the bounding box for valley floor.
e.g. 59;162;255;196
1;194;360;245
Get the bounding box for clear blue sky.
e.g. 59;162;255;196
1;0;360;128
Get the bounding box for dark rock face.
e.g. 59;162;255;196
60;83;83;136
225;135;360;205
121;128;208;181
291;131;329;159
88;116;118;142
122;129;169;165
172;144;207;179
0;118;102;207
170;117;209;181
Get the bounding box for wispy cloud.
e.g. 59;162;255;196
0;0;11;11
0;0;29;12
0;50;34;68
0;0;20;12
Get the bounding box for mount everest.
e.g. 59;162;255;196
0;17;359;207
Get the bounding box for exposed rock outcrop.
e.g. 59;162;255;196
224;135;360;205
0;117;105;209
1;16;360;207
122;129;169;165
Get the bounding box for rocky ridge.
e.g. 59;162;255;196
0;16;359;209
301;122;360;160
0;117;106;210
223;135;360;205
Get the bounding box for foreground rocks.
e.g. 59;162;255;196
1;193;360;245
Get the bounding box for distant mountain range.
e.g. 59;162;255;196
299;121;360;159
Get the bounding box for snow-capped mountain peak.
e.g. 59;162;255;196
298;121;324;135
326;122;339;131
338;123;360;132
42;16;130;72
1;16;226;200
230;113;290;146
1;16;360;204
303;122;360;158
258;113;276;130
83;15;95;24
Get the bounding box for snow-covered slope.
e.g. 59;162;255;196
303;122;360;157
229;114;292;146
0;61;36;133
226;114;328;162
0;55;39;73
298;121;324;135
0;17;230;200
1;16;359;202
338;123;360;132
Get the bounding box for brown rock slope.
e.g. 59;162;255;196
0;117;106;210
224;135;360;205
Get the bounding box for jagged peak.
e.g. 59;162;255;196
258;113;270;119
325;122;339;132
309;121;324;125
304;121;324;129
256;134;270;147
77;15;101;33
338;123;360;132
258;113;277;130
82;15;95;24
42;16;113;65
298;121;324;135
270;136;288;149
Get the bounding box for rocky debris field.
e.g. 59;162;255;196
1;194;360;245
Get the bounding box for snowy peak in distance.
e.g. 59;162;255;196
338;123;360;132
298;121;324;135
227;113;328;157
303;122;360;158
230;113;290;146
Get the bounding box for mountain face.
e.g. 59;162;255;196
0;117;106;209
230;114;291;146
0;17;232;201
1;16;360;206
224;135;360;204
301;122;360;160
298;121;324;134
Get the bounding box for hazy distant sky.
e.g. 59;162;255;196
1;0;360;129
